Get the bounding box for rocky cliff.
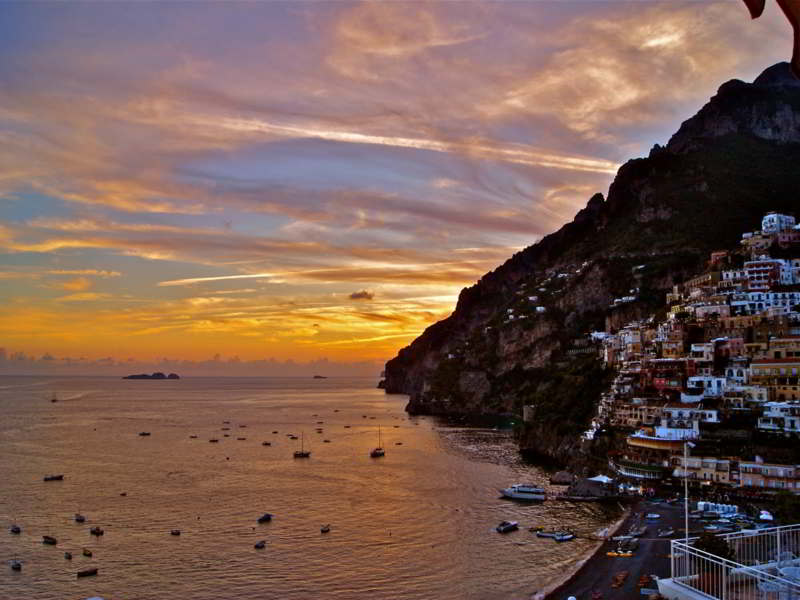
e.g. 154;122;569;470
384;62;800;466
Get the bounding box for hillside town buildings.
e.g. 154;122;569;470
591;212;800;494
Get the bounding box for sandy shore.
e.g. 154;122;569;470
537;503;634;600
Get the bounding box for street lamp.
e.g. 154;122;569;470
684;440;696;543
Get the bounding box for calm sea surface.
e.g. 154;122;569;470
0;376;618;600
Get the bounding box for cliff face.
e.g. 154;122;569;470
384;63;800;464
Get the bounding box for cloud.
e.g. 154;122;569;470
349;289;374;300
58;277;92;292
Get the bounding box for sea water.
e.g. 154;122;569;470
0;376;616;599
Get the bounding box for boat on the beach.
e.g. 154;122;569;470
370;427;385;458
258;513;273;523
293;433;311;458
496;520;519;533
138;431;151;436
254;540;266;549
657;527;674;538
500;484;546;502
209;438;219;443
536;530;557;538
43;474;64;481
42;535;57;545
628;525;647;537
51;392;58;403
262;441;271;446
77;567;98;578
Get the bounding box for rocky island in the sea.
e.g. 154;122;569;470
123;372;180;380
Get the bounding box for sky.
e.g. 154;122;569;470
0;1;791;375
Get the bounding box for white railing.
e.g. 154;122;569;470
671;525;800;600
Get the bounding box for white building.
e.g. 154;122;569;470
762;211;796;234
758;402;800;435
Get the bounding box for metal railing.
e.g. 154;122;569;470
671;525;800;600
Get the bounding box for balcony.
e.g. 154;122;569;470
660;524;800;600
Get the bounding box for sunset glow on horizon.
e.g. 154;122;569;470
0;1;791;374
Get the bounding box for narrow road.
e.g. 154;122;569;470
547;500;696;600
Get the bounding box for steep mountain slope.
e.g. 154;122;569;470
383;63;800;461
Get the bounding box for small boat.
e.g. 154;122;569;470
645;513;661;520
64;551;72;560
370;426;385;458
254;540;266;549
120;492;127;496
344;425;351;428
536;531;557;538
75;513;86;523
262;441;271;446
77;567;98;578
289;435;298;440
293;433;311;458
189;435;198;439
83;548;92;557
209;438;219;443
628;525;647;537
272;430;278;434
9;525;21;534
221;427;230;431
171;529;181;536
323;439;331;443
257;513;273;523
657;527;675;538
395;442;402;445
500;484;546;502
10;559;21;571
236;437;246;441
554;531;575;542
496;520;519;533
223;420;230;424
321;524;331;534
90;526;104;536
43;474;64;481
138;431;151;436
51;393;58;403
239;425;247;428
43;535;58;545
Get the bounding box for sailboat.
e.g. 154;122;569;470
293;432;311;458
370;426;385;458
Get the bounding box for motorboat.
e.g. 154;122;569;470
43;474;64;481
171;529;181;536
254;540;266;549
83;548;92;557
257;513;273;523
536;530;557;538
293;433;311;458
10;559;21;571
138;431;151;436
77;567;98;578
209;438;219;443
323;439;331;443
75;513;86;523
189;435;198;439
236;437;246;441
90;526;104;536
42;535;58;545
496;521;519;533
321;524;331;534
64;551;72;560
500;484;546;502
554;531;575;542
645;513;661;520
9;525;21;534
51;393;58;403
262;441;271;446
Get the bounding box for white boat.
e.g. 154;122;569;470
496;520;519;533
645;513;661;520
500;484;546;502
554;532;575;542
